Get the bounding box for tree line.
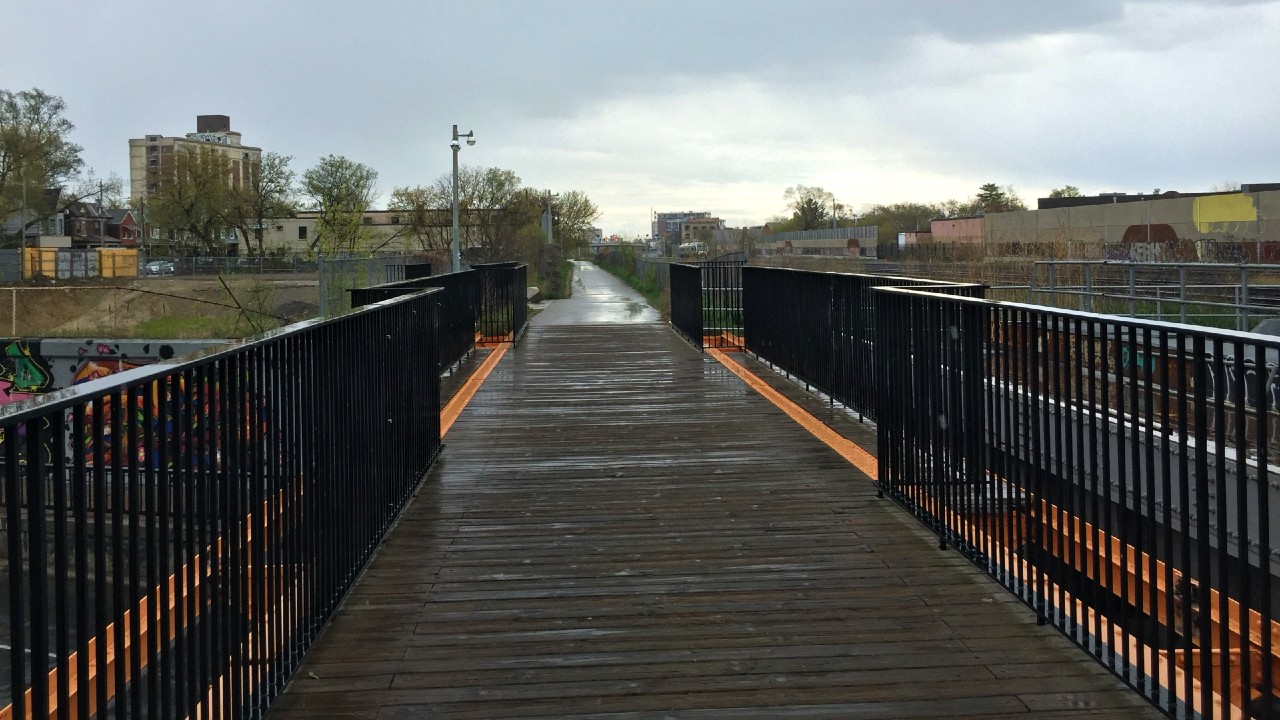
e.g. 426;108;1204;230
768;182;1082;246
1;87;599;261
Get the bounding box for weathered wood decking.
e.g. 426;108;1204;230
267;322;1162;719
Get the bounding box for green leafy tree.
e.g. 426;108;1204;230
149;146;235;254
859;202;942;249
300;154;378;255
227;152;297;255
0;88;88;242
1048;185;1082;198
975;182;1027;213
552;190;601;258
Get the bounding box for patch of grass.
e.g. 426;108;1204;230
132;313;245;339
542;260;575;300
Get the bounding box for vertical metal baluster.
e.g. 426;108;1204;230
111;389;126;720
1213;341;1231;717
128;384;142;718
145;378;160;718
4;423;26;720
53;404;70;717
93;397;109;717
1193;334;1213;718
28;415;49;720
1254;337;1274;717
158;373;174;718
1230;339;1250;716
73;406;89;720
1158;329;1176;714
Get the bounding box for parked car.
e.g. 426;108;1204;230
145;260;175;276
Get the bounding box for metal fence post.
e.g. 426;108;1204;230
1179;265;1188;324
1240;266;1250;332
1128;265;1137;317
1084;264;1094;313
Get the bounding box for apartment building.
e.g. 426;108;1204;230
128;115;262;204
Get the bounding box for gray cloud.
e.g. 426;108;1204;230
3;0;1278;235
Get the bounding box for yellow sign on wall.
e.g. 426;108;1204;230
1193;194;1257;233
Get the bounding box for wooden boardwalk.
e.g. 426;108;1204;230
267;322;1162;719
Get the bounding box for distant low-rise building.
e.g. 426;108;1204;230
260;210;418;254
680;217;723;243
930;217;983;244
654;211;711;241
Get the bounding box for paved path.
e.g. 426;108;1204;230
529;261;660;326
267;268;1160;719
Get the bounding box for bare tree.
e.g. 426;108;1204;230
783;184;832;230
388;185;451;251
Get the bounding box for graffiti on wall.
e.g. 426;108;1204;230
0;340;54;403
0;337;275;472
0;338;209;408
1102;196;1272;263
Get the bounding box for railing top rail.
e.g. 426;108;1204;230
874;284;1280;345
471;261;526;269
0;287;443;424
357;268;475;291
1033;259;1280;270
745;264;980;288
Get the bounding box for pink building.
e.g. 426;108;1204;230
930;216;984;243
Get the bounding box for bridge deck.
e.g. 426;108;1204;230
268;321;1161;719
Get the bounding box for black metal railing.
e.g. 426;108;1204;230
740;266;985;419
351;270;480;372
349;263;527;371
668;261;745;350
874;286;1280;719
472;263;528;343
670;263;704;348
0;290;443;719
700;261;744;349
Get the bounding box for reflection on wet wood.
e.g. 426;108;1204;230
268;324;1159;719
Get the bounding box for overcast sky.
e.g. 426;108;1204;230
4;0;1278;237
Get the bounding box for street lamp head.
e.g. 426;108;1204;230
466;136;476;147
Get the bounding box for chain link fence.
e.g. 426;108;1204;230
318;255;430;316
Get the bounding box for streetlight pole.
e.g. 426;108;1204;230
450;124;475;273
19;165;27;280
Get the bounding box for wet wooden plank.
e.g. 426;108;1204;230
268;323;1162;719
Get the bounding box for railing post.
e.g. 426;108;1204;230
1084;264;1094;313
1240;265;1250;332
1179;265;1188;324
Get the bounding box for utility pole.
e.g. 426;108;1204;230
19;165;27;280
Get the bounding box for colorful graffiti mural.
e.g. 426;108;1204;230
0;338;221;467
0;338;214;409
0;340;54;403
